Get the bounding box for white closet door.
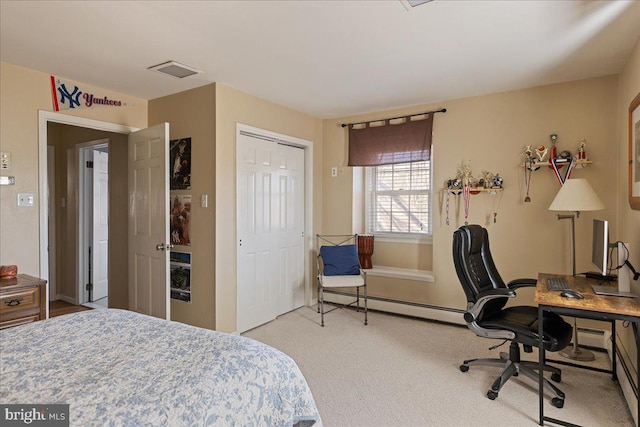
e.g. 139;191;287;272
237;133;305;333
274;145;305;316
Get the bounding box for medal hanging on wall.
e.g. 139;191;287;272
489;189;503;223
445;188;451;226
550;157;574;185
524;160;534;202
463;184;471;225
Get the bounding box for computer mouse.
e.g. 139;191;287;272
560;290;584;299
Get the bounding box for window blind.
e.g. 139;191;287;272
348;114;434;166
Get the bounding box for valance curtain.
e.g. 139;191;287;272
347;113;434;166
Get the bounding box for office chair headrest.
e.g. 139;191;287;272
459;225;486;255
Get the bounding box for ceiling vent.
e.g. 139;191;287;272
400;0;434;10
147;61;202;79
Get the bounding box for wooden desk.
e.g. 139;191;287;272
535;273;640;426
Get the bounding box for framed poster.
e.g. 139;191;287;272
170;137;191;190
170;251;191;303
630;92;640;210
170;195;191;245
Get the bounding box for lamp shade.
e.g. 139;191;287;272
548;178;605;212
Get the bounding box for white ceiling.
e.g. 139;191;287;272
1;1;639;119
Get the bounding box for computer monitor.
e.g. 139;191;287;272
590;219;636;297
591;219;609;276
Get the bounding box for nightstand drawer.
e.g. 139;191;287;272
0;274;47;329
0;314;40;330
0;286;40;316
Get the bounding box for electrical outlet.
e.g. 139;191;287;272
17;193;34;207
331;167;338;177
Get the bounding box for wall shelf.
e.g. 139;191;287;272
444;187;503;195
520;159;593;168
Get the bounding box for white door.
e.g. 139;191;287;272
274;146;305;315
92;150;109;301
128;123;170;320
237;132;305;333
47;146;57;301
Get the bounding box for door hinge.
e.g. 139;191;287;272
86;283;93;291
86;161;94;168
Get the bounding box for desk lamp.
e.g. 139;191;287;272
548;178;605;361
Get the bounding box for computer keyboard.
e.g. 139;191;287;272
547;277;570;291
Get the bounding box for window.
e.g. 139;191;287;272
365;160;431;239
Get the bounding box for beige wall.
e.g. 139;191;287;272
148;84;216;329
47;124;129;309
0;62;147;284
323;75;619;309
616;34;640;383
215;84;323;332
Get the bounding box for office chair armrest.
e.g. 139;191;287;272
465;289;517;340
466;289;516;322
507;278;537;290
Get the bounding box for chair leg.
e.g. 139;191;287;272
490;361;517;393
363;284;368;325
319;284;325;327
461;341;564;406
356;287;360;312
521;360;562;377
517;364;565;399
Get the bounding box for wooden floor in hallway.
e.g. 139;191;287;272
49;300;93;318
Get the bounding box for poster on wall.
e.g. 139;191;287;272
170;251;191;303
170;195;191;246
630;92;640;210
170;138;192;190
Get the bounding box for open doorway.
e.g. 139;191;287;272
78;141;109;308
42;113;135;314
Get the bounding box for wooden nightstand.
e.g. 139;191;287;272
0;274;47;329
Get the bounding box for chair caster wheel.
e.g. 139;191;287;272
551;372;561;383
460;365;469;372
487;390;498;400
551;398;564;408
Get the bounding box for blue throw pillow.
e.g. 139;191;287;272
320;245;360;276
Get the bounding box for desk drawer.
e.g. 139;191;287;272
0;286;40;316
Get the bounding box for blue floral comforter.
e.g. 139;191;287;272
0;309;319;426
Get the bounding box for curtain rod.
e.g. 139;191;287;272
340;108;447;128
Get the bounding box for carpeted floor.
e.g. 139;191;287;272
244;306;634;427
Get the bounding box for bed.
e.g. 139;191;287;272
0;309;320;426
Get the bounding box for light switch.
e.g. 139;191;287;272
201;194;208;208
0;176;15;185
17;193;34;207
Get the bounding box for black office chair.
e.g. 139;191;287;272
452;225;573;408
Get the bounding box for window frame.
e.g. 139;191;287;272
364;158;433;244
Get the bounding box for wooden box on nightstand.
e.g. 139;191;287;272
0;274;47;329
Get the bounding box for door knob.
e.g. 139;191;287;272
156;243;174;251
